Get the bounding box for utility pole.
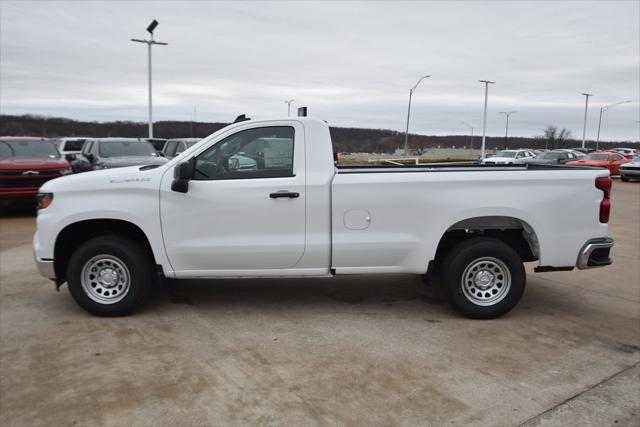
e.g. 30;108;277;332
285;99;294;117
596;100;631;150
499;111;517;150
479;80;495;158
131;20;168;138
404;75;430;156
580;93;593;149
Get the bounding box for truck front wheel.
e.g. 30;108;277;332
441;237;525;319
67;236;153;316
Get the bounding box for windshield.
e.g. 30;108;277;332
538;152;561;160
584;154;609;161
0;140;60;159
494;151;517;158
99;140;157;158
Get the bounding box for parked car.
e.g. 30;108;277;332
612;148;637;159
34;118;614;319
73;138;168;172
480;149;536;165
523;150;579;165
144;138;167;153
55;137;94;172
620;156;640;182
162;138;201;159
566;151;630;176
0;137;72;208
55;137;92;157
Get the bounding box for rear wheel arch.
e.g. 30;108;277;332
430;216;540;273
54;219;156;282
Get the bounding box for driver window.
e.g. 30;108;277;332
194;126;295;180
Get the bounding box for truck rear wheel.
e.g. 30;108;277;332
441;237;525;319
67;236;152;316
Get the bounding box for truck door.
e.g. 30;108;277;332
159;123;306;275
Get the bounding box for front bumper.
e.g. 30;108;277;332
577;237;614;269
35;256;56;280
620;166;640;177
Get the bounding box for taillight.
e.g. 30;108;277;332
595;176;611;223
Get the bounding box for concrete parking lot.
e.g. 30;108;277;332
1;181;638;426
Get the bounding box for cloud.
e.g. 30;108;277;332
1;0;638;141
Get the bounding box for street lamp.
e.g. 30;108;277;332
580;93;593;149
596;100;631;150
131;20;168;138
404;75;430;156
284;99;294;117
479;80;495;158
499;110;518;150
461;121;474;151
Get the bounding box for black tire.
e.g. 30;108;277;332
67;235;153;316
621;175;629;182
441;237;525;319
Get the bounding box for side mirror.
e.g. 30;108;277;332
65;153;77;161
157;151;165;157
171;160;193;193
85;153;94;163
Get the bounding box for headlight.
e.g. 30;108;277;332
37;193;54;210
60;167;72;175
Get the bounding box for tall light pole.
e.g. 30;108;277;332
596;100;631;150
461;121;474;151
404;75;430;156
131;20;168;138
499;110;518;150
479;80;495;158
580;93;593;149
285;99;294;117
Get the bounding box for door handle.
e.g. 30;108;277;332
270;191;299;199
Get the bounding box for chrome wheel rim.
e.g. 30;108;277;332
81;255;131;304
461;257;511;306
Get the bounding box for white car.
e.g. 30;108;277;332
481;149;536;165
34;118;614;319
55;137;93;158
620;156;640;182
612;148;637;158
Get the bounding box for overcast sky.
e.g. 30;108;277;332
1;0;639;141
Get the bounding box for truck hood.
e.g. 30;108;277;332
40;164;166;193
0;157;70;171
98;156;168;168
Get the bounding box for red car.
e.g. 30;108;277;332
566;151;630;176
0;137;72;208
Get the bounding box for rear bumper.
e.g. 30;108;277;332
576;237;614;269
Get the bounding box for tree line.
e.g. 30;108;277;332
1;114;637;153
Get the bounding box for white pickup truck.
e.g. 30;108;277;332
33;118;614;318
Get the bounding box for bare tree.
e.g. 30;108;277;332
540;125;572;150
